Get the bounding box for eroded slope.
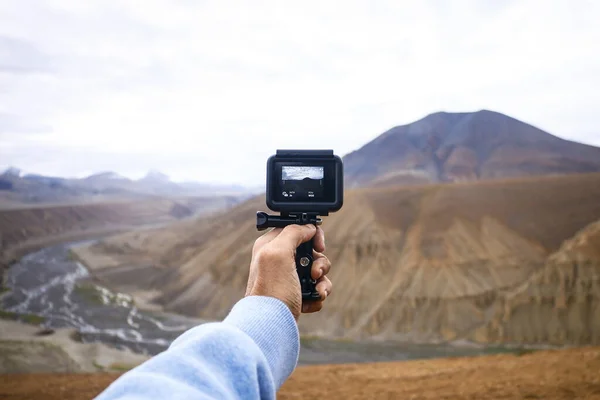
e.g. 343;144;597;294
74;173;600;344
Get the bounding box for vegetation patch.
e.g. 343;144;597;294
108;362;138;372
0;309;45;325
91;361;138;372
299;335;320;346
66;250;78;261
22;314;45;325
514;348;539;357
92;361;105;371
0;284;10;295
0;310;18;320
74;283;134;307
300;335;354;347
69;330;84;343
74;283;103;304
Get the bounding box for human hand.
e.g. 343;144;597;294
245;224;332;321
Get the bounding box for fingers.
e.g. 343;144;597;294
256;225;325;255
301;276;332;314
316;275;332;299
272;224;317;250
311;252;331;280
313;226;326;253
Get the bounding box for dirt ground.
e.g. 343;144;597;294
0;347;599;399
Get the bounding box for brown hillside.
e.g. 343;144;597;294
74;173;600;345
0;196;235;265
343;110;600;187
486;218;600;343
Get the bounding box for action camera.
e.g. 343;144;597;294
265;149;343;216
258;149;344;302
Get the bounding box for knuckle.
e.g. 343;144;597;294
316;258;331;274
318;277;332;294
252;239;265;253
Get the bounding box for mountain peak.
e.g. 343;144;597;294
344;110;600;187
85;171;128;181
141;170;171;183
419;109;505;123
1;166;22;177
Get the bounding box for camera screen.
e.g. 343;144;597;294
280;166;325;200
282;166;324;181
267;151;343;212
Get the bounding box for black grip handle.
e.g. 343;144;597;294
296;239;321;301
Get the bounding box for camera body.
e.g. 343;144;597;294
266;149;343;216
259;149;343;302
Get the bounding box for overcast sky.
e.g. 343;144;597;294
1;0;599;185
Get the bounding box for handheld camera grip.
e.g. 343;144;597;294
295;239;321;301
256;212;323;303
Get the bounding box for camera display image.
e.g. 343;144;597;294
280;166;324;200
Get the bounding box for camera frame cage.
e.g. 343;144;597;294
257;149;344;302
265;149;344;216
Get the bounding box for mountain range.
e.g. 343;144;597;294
4;109;599;204
72;109;600;346
0;168;259;205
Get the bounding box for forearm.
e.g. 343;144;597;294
95;296;300;400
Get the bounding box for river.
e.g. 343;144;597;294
1;242;517;363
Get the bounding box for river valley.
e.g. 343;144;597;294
2;241;525;364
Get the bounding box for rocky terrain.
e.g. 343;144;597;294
0;320;148;373
4;108;600;396
73;172;600;345
0;196;237;268
2;346;599;400
343;110;600;187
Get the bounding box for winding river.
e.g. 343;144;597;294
1;242;516;363
2;242;204;355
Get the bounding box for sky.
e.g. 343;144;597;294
1;0;599;186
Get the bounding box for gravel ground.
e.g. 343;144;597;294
1;346;599;400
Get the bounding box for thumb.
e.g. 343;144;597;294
272;224;317;251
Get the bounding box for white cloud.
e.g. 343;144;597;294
1;0;599;184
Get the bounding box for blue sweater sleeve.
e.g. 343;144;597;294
95;296;300;400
